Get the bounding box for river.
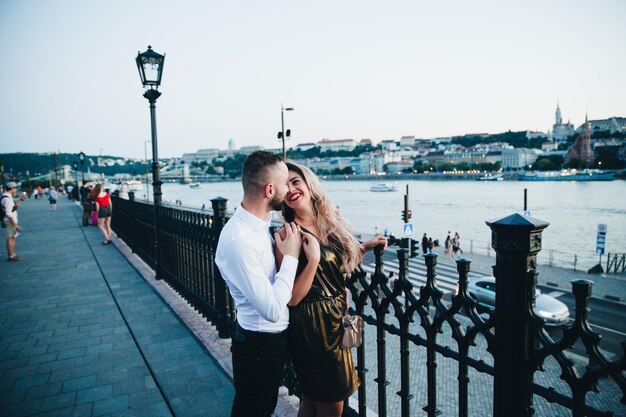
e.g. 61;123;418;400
133;179;626;271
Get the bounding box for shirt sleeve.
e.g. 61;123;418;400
218;239;298;323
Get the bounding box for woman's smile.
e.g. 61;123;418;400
287;191;303;204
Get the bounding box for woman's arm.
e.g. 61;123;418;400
288;232;320;306
360;235;388;255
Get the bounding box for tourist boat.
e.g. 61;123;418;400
518;169;614;181
189;182;201;188
126;180;143;191
369;183;398;192
476;173;504;181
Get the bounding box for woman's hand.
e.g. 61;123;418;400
362;235;387;253
301;231;320;263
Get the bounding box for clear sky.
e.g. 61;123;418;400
1;0;624;159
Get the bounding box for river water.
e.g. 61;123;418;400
138;179;626;271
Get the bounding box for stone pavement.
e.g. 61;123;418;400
0;197;234;417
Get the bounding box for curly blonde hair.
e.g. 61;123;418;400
282;162;362;272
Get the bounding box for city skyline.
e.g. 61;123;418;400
1;1;625;159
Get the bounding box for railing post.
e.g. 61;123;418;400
486;213;549;417
396;248;414;417
211;196;231;339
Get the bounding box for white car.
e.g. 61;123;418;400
463;277;570;327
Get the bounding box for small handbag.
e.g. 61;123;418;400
316;275;364;349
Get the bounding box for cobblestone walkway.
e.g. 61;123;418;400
0;197;233;417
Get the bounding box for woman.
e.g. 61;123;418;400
276;162;386;417
89;184;113;245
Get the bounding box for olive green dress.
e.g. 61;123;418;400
287;234;360;403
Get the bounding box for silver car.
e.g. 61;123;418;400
464;277;570;326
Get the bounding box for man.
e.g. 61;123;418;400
215;151;303;417
2;182;26;262
421;232;429;255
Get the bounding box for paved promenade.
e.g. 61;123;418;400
0;197;234;417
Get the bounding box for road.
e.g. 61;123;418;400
361;248;626;359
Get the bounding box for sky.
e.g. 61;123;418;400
1;0;624;159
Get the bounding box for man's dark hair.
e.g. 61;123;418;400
242;151;284;195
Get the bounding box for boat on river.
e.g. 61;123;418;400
477;173;504;181
189;182;201;188
518;169;614;182
369;183;398;192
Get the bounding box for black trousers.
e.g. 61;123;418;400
230;323;287;417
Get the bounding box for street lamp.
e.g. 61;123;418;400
144;139;150;203
78;152;85;184
277;104;294;159
136;45;165;279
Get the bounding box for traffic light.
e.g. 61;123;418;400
410;239;419;258
401;210;406;222
407;209;412;219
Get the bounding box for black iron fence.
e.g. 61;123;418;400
606;253;626;274
111;196;626;417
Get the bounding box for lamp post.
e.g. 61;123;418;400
136;45;165;279
144;140;150;203
78;151;85;184
277;104;294;159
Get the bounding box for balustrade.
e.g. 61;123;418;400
111;196;626;416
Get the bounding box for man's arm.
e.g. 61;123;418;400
218;240;298;323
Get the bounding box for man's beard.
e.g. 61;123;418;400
270;194;284;211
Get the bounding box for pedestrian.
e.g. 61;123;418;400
36;185;43;199
278;162;387;417
421;232;429;255
452;232;463;257
48;187;58;210
80;183;93;226
384;227;388;237
89;184;113;245
428;237;434;253
214;151;303;417
445;231;452;258
2;182;26;262
118;182;130;200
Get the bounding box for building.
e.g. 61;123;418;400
317;139;357;152
238;145;265;154
181;148;220;164
294;142;317;151
551;102;575;142
566;115;594;166
385;161;414;174
399;136;416;147
577;116;626;133
541;142;558;152
501;148;541;170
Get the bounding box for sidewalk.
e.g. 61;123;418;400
0;197;234;417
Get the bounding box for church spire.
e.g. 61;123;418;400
555;101;562;125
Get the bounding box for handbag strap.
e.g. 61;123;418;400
315;275;350;315
315;275;332;298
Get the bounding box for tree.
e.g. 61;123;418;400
533;158;558;171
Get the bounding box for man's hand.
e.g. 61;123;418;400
275;222;302;258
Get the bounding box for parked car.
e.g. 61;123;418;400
460;277;570;326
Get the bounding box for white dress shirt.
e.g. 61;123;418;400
215;204;298;332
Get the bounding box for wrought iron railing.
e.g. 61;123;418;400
606;253;626;274
111;196;626;417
